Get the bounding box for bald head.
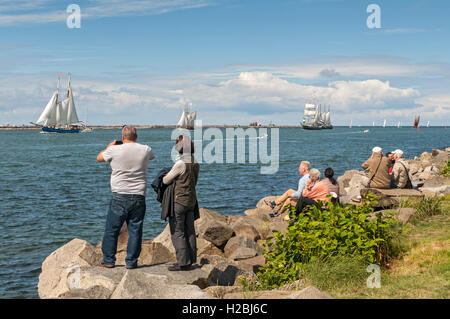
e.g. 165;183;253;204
122;125;137;141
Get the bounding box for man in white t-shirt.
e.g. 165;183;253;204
96;125;155;269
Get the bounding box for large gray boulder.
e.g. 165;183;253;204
38;238;102;299
228;216;261;241
224;235;257;258
195;209;234;248
256;196;278;210
337;170;367;202
199;255;254;286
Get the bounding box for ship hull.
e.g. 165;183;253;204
42;127;80;133
302;125;323;130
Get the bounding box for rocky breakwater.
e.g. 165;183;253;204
39;206;331;299
337;147;450;207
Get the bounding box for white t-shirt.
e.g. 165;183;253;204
101;142;155;196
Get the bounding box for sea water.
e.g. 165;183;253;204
0;127;448;298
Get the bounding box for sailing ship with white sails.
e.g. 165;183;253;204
33;73;81;133
301;103;332;130
176;102;197;130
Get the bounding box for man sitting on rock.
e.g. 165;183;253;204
360;146;392;190
266;161;310;216
391;149;412;189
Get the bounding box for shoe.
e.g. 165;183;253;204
264;200;277;209
269;212;279;218
126;264;137;269
101;262;115;268
168;264;191;271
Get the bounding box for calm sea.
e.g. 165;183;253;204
0;126;448;298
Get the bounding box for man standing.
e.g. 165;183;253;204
361;146;392;189
391;149;411;189
96;125;155;269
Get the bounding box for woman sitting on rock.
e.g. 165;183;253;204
294;168;330;216
322;167;339;203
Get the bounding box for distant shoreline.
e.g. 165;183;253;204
0;125;446;131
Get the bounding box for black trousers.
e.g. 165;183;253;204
169;202;197;266
294;196;321;215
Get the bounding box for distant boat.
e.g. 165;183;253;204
397;121;401;128
33;74;81;133
413;115;420;128
363;129;369;133
301;103;333;130
372;121;375;127
177;102;197;130
382;119;386;128
427;120;430;128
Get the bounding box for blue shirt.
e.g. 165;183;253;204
291;174;310;198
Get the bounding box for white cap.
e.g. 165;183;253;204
393;149;403;156
372;146;382;153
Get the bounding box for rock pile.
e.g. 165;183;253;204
338;147;450;206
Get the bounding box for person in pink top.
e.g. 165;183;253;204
294;168;331;216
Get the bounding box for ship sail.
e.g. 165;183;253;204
382;119;386;128
177;102;196;128
37;91;58;126
66;79;79;125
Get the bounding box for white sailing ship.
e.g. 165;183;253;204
33;74;80;133
176;102;197;129
382;119;387;128
301;103;332;129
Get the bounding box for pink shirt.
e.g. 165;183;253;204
302;180;330;202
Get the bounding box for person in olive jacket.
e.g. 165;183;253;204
361;146;392;189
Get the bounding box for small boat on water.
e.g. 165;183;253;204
177;102;197;130
32;73;81;133
382;119;386;128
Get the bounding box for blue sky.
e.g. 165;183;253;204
1;0;449;125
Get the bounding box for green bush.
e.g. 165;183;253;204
250;194;408;290
440;160;450;177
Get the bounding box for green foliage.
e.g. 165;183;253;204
413;197;443;220
249;194;408;290
298;254;369;293
440;160;450;177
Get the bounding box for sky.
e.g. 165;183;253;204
0;0;450;126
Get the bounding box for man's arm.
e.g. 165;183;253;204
162;161;185;185
291;176;307;198
97;140;118;162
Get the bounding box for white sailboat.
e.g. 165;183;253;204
382;119;386;128
177;102;197;129
397;121;400;128
426;121;430;128
34;73;80;133
349;119;352;128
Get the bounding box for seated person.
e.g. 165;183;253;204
294;168;330;215
390;149;412;189
361;146;392;189
266;161;310;216
322;167;339;203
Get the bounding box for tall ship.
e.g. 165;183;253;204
176;102;197;130
301;103;332;130
33;74;80;133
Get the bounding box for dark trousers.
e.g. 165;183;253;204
294;196;321;215
169;203;197;266
102;193;146;267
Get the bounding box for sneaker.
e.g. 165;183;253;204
269;212;279;218
264;200;277;209
101;262;115;268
